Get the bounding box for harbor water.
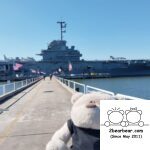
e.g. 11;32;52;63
75;76;150;99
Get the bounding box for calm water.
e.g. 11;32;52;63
75;76;150;99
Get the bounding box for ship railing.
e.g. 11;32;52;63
0;76;42;98
56;77;146;100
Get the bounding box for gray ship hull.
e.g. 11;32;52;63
37;60;150;78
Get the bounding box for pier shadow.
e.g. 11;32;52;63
43;90;54;93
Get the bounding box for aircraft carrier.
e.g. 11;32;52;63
37;40;150;78
1;21;150;80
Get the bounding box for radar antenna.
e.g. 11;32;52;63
57;21;67;40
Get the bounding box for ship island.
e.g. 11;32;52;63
1;21;150;81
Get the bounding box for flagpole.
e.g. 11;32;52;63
12;60;15;80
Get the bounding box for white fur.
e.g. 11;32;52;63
71;92;83;104
71;92;114;129
46;140;68;150
46;123;71;150
71;104;100;129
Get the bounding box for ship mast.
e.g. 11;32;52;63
57;21;67;40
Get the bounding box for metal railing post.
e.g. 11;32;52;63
68;80;70;87
3;85;5;95
73;82;75;91
14;82;16;91
86;86;88;93
83;85;86;94
26;79;28;85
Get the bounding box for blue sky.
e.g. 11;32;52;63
0;0;150;60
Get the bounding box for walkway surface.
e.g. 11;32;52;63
0;77;72;150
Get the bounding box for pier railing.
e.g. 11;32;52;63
0;76;42;98
57;77;114;95
56;77;146;100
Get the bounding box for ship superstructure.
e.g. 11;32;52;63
38;40;82;62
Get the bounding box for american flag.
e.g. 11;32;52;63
13;63;23;71
68;61;72;72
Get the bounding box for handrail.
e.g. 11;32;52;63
56;76;146;100
86;85;114;95
0;76;42;98
57;77;86;93
115;93;145;100
56;77;114;95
